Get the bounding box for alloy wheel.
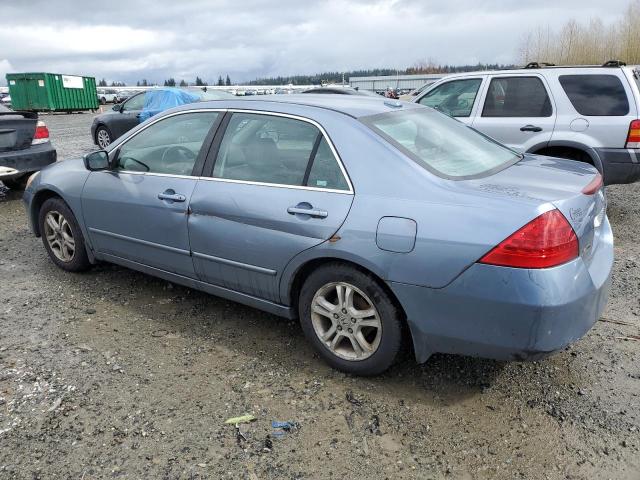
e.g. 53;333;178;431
310;282;382;361
43;210;75;262
97;129;111;148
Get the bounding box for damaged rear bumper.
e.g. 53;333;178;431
389;218;613;363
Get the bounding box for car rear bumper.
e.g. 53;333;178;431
0;142;56;178
597;148;640;185
389;218;613;363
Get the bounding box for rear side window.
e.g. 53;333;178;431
418;79;482;117
482;77;552;117
363;109;520;179
213;113;349;190
559;74;630;116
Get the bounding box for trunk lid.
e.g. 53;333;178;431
0;111;38;152
465;154;606;265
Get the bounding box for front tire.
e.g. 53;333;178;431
298;263;403;375
100;97;107;105
39;197;91;272
95;126;112;149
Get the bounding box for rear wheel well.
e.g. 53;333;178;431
31;190;63;237
289;257;409;332
531;146;594;166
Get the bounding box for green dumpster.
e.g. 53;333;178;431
6;72;98;112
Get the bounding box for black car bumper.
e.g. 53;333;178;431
0;142;57;179
597;148;640;185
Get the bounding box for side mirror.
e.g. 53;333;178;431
83;150;110;171
112;103;122;112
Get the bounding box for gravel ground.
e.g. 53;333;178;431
0;112;639;480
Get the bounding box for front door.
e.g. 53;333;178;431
188;111;354;303
82;110;221;278
111;92;147;139
416;76;486;126
471;74;557;152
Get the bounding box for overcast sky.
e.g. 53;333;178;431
0;0;632;85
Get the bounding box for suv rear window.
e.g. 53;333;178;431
482;77;552;117
362;108;520;179
559;74;629;116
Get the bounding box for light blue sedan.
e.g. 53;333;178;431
23;95;612;375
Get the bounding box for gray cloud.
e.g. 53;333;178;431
0;0;632;85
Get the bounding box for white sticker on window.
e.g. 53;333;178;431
316;180;328;187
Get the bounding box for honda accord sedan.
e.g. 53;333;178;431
23;95;612;375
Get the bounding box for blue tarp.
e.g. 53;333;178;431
139;88;200;123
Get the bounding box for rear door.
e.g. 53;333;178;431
415;76;486;125
188;111;354;303
472;74;556;152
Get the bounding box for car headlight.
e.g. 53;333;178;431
25;171;40;190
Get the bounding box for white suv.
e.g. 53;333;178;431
413;61;640;185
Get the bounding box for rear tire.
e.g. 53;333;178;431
39;197;91;272
100;97;106;105
298;263;403;375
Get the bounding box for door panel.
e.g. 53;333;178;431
112;92;146;139
82;172;198;277
188;180;353;302
81;110;221;278
472;75;556;152
188;110;354;303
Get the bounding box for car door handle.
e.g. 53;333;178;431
158;192;186;202
287;206;328;218
520;125;543;132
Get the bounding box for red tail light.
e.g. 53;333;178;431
581;173;603;195
479;209;578;269
32;120;49;145
626;119;640;148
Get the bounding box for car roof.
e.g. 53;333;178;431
189;94;422;119
439;64;634;80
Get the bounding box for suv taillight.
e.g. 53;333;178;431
478;209;579;269
32;121;49;145
626;119;640;149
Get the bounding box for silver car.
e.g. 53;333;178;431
24;95;612;375
414;61;640;185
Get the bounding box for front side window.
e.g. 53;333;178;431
559;74;629;116
122;93;146;111
418;79;482;117
116;111;219;175
482;77;552;117
213;113;349;190
363;108;520;179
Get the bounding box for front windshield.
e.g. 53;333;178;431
362;108;520;179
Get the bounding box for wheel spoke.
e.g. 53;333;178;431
320;323;338;342
344;285;354;310
358;318;380;328
46;214;59;232
330;332;344;351
350;307;375;319
61;230;74;246
348;335;364;357
336;284;345;308
353;331;374;353
312;302;334;319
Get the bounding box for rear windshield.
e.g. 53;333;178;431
362;108;520;179
559;74;629;116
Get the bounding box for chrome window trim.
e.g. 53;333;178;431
107;107;354;194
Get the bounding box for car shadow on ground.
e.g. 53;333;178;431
60;261;509;405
